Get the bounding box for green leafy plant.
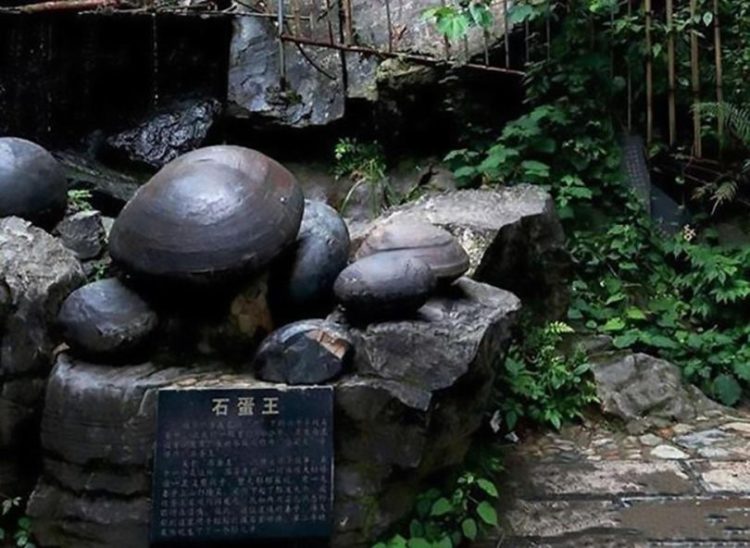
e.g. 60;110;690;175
373;472;500;548
423;0;493;41
498;322;598;431
0;496;35;548
67;189;94;213
693;101;750;211
333;138;389;216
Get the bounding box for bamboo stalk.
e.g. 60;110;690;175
645;0;653;145
713;0;724;148
525;19;530;64
690;0;702;157
546;0;551;61
667;0;676;146
627;0;632;132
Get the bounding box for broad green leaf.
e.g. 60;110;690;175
434;537;453;548
462;518;478;541
477;478;499;498
430;497;453;517
713;374;742;406
476;500;498;526
601;317;626;332
407;539;430;548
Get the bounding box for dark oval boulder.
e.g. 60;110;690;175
0;138;68;228
272;200;350;312
253;319;352;384
109;146;304;286
58;278;158;358
355;219;469;282
333;254;436;320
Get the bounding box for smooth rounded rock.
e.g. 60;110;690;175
0;137;68;227
273;200;350;310
356;219;469;282
58;278;158;357
109;145;304;285
334;254;436;320
253;320;352;384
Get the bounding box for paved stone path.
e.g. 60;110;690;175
483;406;750;547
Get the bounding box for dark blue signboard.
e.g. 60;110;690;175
151;387;334;546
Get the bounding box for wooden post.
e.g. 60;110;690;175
690;0;702;157
667;0;676;146
627;0;633;132
645;0;653;145
713;0;725;148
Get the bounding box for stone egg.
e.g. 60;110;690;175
272;200;350;310
253;319;352;385
334;253;436;320
58;278;158;358
0;137;68;227
109;145;304;285
356;219;469;282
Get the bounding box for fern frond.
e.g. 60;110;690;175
712;180;739;213
698;102;750;147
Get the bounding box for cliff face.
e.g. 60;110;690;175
0;13;230;144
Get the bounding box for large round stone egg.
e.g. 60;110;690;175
58;278;158;358
109;146;304;286
334;253;436;320
356;219;469;282
0;137;68;227
272;200;350;311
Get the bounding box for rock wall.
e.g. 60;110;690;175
227;0;510;128
0;218;84;495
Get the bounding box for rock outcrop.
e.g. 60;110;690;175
351;185;571;320
591;352;721;432
227;1;508;128
106;98;222;169
0;217;84;494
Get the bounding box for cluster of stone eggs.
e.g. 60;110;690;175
0;137;469;380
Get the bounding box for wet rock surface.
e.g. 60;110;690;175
351;185;571;320
0;217;84;494
106;98;222;169
57;278;158;358
253;319;352;384
488;404;750;548
334;254;436;320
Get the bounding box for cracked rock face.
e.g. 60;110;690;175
591;352;721;428
28;278;519;548
106;98;222;169
227;14;344;128
0;217;84;494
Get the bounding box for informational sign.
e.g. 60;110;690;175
151;386;334;545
